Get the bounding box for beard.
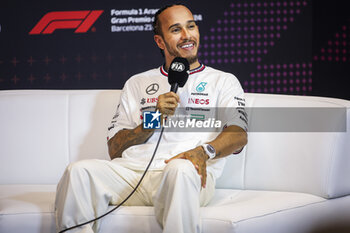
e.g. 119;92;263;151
164;39;199;66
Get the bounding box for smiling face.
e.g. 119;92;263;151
154;5;200;70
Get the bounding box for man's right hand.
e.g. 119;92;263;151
156;92;180;116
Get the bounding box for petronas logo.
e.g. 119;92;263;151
196;82;207;92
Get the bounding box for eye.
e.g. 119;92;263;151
171;27;181;33
188;23;197;29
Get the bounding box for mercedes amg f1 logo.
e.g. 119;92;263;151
146;83;159;95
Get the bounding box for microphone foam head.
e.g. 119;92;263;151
168;57;189;88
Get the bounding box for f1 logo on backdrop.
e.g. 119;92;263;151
29;10;103;35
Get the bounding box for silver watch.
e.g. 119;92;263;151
202;144;216;160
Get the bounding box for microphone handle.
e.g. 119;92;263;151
170;83;179;93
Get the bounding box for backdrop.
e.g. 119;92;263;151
0;0;348;100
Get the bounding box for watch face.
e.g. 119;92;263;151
207;144;215;154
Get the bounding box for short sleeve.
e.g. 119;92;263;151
107;80;139;141
217;74;248;132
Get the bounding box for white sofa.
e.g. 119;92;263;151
1;90;350;233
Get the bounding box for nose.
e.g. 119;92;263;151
181;28;190;40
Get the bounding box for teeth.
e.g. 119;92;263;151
181;43;193;48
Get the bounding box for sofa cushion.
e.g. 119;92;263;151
1;185;330;233
0;90;119;185
241;94;350;198
0;92;69;184
0;185;56;233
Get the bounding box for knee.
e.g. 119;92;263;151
65;160;96;177
164;159;198;178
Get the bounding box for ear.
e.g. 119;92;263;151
154;35;165;50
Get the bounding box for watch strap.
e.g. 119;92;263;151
202;143;216;160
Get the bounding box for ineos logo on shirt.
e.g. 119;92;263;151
170;62;185;72
146;83;159;95
188;98;210;105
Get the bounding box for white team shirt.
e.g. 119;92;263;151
107;64;247;178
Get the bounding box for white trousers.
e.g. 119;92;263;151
55;159;215;233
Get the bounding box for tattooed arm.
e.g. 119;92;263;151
108;124;154;160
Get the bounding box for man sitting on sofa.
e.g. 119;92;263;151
55;3;248;233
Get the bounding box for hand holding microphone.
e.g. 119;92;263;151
156;57;189;116
156;92;180;116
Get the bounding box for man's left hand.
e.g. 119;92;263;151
165;146;209;188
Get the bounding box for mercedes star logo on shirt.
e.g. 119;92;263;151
146;83;159;95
